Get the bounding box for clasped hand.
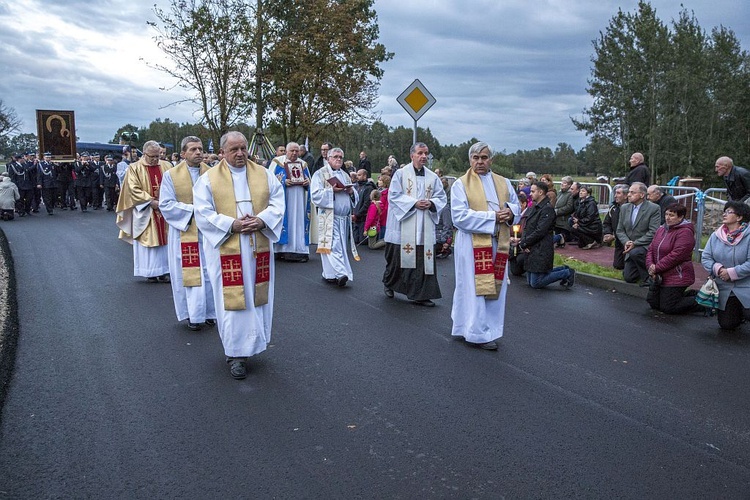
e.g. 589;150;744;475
495;208;512;223
232;215;265;234
415;199;432;210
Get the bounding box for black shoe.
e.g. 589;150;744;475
300;256;309;262
188;322;201;331
61;206;68;210
324;278;337;284
384;286;394;298
414;299;435;307
94;207;101;210
158;274;171;283
47;212;53;215
337;275;348;287
205;319;216;326
480;341;498;350
32;209;39;213
146;277;159;283
229;359;248;380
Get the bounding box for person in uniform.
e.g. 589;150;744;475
100;154;120;211
36;152;57;215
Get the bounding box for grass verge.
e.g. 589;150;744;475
554;253;624;280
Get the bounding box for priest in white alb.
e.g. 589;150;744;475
270;141;311;262
310;147;359;287
383;142;447;307
116;140;173;283
158;136;217;331
193;132;285;380
450;141;520;350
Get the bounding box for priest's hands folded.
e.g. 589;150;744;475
495;208;512;223
232;215;266;234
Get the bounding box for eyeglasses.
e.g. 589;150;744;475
321;148;329;152
330;155;343;159
724;211;737;215
143;153;160;160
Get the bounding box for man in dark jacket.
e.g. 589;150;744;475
311;142;332;174
715;156;750;203
647;184;677;224
36;152;57;215
74;152;97;212
626;152;650;185
513;181;575;289
358;151;372;177
7;153;35;216
603;184;628;270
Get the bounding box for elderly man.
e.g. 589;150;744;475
158;136;217;331
193;131;285;380
715;156;750;203
299;144;315;171
270;142;311;262
603;184;629;270
626;152;650;185
116;140;172;283
451;141;520;350
647;184;677;224
310;147;359;286
616;182;661;284
383;142;447;307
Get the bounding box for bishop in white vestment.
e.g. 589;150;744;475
450;142;519;350
193;132;285;380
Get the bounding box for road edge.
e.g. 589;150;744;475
0;225;19;427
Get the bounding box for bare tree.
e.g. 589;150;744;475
0;99;22;139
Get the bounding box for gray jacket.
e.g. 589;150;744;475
0;178;20;210
554;188;575;230
701;225;750;310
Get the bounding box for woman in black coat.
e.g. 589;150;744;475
570;185;603;249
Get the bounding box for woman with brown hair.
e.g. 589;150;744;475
540;173;557;207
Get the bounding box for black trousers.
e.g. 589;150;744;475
104;186;118;210
41;187;57;213
76;186;92;211
647;285;702;315
718;294;747;330
17;189;33;214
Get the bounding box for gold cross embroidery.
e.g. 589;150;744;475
182;245;200;266
426;249;433;261
257;259;270;281
407;178;413;197
477;250;494;272
222;259;243;282
403;243;414;254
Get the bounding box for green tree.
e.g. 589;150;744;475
263;0;393;144
574;1;670;180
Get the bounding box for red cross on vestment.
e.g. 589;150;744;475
256;251;270;284
473;247;495;274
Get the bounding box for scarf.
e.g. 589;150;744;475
399;164;436;274
207;159;270;310
171;161;209;287
719;222;748;245
460;168;511;299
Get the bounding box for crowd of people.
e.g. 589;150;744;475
4;139;749;378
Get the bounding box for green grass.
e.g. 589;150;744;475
554;253;624;280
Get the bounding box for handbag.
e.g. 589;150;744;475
695;277;719;309
367;226;378;237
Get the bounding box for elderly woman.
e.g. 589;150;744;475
0;174;20;221
569;185;602;249
701;201;750;329
645;203;702;314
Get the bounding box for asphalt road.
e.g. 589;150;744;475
0;209;749;498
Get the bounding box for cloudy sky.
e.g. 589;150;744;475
0;0;748;153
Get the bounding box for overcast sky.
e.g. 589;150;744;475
0;0;748;154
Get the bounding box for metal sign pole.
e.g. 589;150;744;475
413;119;417;145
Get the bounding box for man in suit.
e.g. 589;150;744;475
602;184;628;270
616;182;661;284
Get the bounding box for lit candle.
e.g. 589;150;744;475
512;224;520;239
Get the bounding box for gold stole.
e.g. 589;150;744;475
460;168;511;299
171;162;209;287
207;160;270;310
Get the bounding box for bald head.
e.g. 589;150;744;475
647;184;663;202
629;152;644;168
356;169;368;182
715;156;734;177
